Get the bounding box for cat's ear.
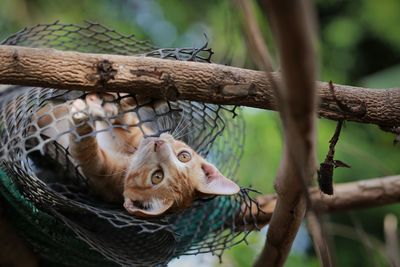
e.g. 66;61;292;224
124;198;174;217
196;163;240;195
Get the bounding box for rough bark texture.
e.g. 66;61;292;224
242;175;400;228
0;45;399;128
311;175;400;212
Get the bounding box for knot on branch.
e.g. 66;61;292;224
329;80;367;118
12;49;19;61
160;73;179;100
220;83;257;97
95;59;117;85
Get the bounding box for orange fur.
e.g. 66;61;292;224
37;93;240;217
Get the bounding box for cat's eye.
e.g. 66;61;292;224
151;169;164;185
177;151;191;163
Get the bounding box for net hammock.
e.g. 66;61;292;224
0;22;263;267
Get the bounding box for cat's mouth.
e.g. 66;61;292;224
131;200;147;210
123;197;174;217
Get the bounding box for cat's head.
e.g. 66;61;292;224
123;133;240;217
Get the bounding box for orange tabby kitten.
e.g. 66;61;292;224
38;93;240;217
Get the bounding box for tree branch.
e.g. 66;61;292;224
0;45;399;128
306;213;334;267
241;175;400;228
234;0;274;71
253;0;318;265
384;214;400;267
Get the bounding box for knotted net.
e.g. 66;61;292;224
0;22;262;267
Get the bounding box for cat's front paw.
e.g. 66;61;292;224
70;98;94;136
86;93;118;120
84;93;107;118
71;99;89;124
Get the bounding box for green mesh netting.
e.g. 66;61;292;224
0;169;117;267
0;22;262;267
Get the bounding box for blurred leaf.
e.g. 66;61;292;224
360;64;400;88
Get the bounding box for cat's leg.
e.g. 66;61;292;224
73;93;141;154
76;93;155;155
69;94;126;201
69;94;117;176
112;95;156;153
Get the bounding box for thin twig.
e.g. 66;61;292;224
384;214;400;267
318;121;350;195
326;222;388;261
349;212;381;267
234;0;274;71
306;213;334;267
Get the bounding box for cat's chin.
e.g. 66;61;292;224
123;197;174;217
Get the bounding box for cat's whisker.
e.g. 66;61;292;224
172;123;188;139
167;117;175;133
175;123;196;137
174;124;201;140
160;117;174;135
172;121;192;140
171;111;188;137
175;111;186;130
171;120;182;138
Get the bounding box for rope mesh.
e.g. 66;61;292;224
0;22;262;266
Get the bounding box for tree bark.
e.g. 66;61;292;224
241;175;400;228
0;45;399;128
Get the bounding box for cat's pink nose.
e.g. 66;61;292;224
154;140;165;152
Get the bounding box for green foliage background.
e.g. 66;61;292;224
1;0;399;266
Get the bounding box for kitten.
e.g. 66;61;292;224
37;93;240;217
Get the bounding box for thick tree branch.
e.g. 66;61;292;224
241;175;400;228
0;45;399;128
253;0;318;266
